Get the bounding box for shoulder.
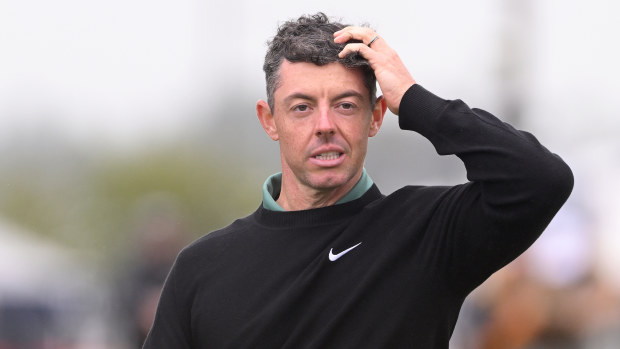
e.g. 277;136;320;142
356;184;464;222
175;211;258;267
378;184;461;207
368;183;487;222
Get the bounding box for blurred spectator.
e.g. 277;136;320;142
455;203;620;349
114;193;189;347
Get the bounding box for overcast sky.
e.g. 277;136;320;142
3;0;617;150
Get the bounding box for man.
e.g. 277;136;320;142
143;13;573;348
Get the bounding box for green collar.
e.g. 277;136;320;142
262;168;374;211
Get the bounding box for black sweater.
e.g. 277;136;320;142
143;85;573;348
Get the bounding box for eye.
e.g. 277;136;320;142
292;104;310;112
336;102;357;114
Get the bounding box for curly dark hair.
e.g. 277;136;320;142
263;13;377;111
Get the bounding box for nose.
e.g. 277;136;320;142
315;108;335;137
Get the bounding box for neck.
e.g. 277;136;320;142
276;170;363;211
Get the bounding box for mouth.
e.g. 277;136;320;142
314;152;343;161
309;150;346;167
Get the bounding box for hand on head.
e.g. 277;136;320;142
334;27;416;115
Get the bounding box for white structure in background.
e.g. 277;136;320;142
0;218;110;349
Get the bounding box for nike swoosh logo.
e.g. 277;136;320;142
328;242;362;262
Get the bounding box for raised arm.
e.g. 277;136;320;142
336;27;574;289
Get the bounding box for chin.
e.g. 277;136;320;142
307;172;352;190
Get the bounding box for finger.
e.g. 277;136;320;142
337;42;375;60
333;26;355;38
335;28;375;45
334;26;373;37
333;31;352;44
334;31;384;49
334;26;377;46
367;35;382;49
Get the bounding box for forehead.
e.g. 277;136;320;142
274;61;368;102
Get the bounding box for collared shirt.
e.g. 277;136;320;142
262;168;374;211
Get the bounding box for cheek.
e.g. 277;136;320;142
278;127;307;160
281;138;301;155
344;122;372;147
354;137;369;158
277;118;312;147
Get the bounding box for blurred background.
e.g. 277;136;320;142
1;0;618;348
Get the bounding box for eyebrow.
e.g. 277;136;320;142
333;90;365;102
283;92;314;105
282;90;365;105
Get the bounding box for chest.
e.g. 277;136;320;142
189;218;459;348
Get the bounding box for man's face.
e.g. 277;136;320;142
259;60;384;194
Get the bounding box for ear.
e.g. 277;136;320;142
256;100;279;141
368;96;387;137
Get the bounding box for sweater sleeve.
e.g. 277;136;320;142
142;254;193;349
398;84;574;290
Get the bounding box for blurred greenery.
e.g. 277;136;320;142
0;140;262;261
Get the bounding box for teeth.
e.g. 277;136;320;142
315;152;341;161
